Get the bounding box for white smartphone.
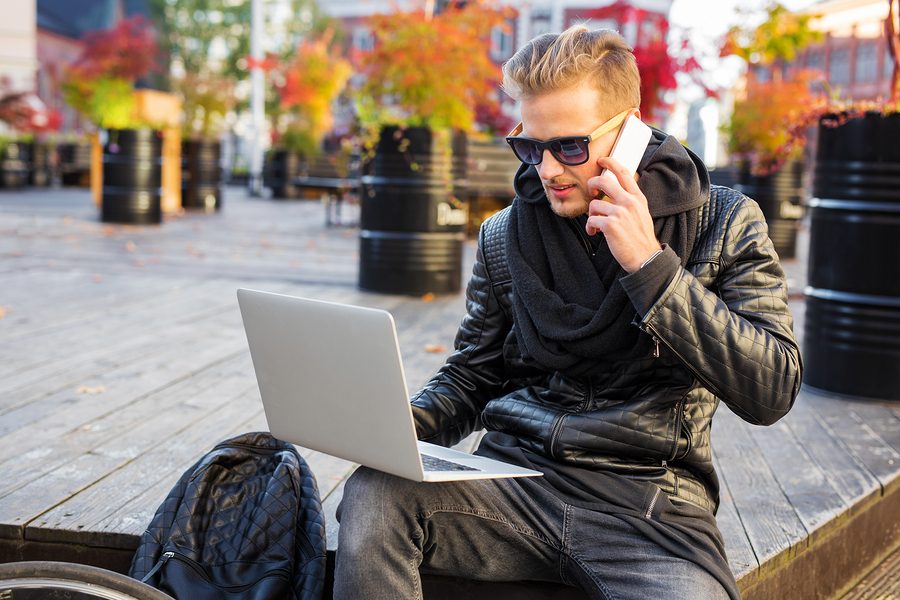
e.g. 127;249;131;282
605;115;652;176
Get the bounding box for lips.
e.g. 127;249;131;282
547;182;578;198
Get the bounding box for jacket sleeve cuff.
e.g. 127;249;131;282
620;244;681;317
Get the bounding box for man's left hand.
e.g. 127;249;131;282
586;156;662;273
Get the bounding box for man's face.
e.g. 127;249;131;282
519;80;624;218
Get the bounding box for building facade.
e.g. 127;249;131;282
790;0;893;100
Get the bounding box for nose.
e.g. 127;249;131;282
536;149;564;180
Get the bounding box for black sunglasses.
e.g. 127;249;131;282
505;109;631;166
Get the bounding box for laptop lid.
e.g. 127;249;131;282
237;289;425;480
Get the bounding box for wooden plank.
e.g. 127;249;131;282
711;408;808;571
0;373;259;541
0;352;255;501
87;409;272;548
0;319;248;454
747;411;848;541
711;451;759;582
24;391;267;547
805;389;900;490
0;280;238;380
782;391;881;507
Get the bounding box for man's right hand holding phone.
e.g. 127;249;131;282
586;156;662;274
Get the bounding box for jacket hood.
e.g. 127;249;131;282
513;127;710;218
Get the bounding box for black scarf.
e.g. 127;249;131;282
506;130;710;376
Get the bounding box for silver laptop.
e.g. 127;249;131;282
237;289;541;482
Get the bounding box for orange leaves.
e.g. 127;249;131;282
273;31;353;154
356;2;513;132
727;70;826;175
0;306;7;320
77;385;107;395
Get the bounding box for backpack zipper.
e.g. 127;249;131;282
140;551;174;583
148;550;291;592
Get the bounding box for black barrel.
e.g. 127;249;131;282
464;137;519;235
101;128;163;224
0;141;29;189
29;141;52;186
182;139;222;210
359;126;468;295
264;150;301;199
804;112;900;400
707;165;738;189
735;160;805;259
57;141;92;186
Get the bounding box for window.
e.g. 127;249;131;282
807;49;824;72
886;50;896;80
856;43;877;83
352;27;374;52
491;25;513;61
829;48;850;85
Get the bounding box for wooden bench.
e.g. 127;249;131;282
291;153;361;227
0;188;898;599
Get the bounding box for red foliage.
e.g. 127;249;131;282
69;15;159;83
0;78;61;133
581;1;707;121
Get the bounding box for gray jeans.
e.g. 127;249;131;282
334;467;730;600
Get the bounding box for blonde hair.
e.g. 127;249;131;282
502;26;641;120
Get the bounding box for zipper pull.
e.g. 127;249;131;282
141;551;174;583
651;335;660;358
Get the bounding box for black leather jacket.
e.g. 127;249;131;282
411;185;803;511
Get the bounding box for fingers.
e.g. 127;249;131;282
585;198;617;236
595;156;641;195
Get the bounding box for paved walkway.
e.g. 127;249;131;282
0;185;897;599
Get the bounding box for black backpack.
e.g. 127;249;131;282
129;432;326;600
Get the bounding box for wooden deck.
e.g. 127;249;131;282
1;187;898;598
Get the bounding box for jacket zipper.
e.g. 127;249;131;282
547;414;568;457
579;378;594;412
152;550;291;592
643;323;721;398
668;396;686;463
645;487;662;519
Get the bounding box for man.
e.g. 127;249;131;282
335;26;801;600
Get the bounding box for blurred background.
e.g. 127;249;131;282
0;0;894;186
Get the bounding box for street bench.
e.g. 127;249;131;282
291;154;361;227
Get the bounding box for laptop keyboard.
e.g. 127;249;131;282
421;454;480;472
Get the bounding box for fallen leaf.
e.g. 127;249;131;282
125;241;137;252
102;226;115;237
0;307;7;319
421;293;435;302
424;344;447;354
77;385;106;395
92;274;103;283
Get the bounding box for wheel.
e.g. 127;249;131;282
0;561;173;599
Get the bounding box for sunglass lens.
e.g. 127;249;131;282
510;139;542;165
552;139;588;165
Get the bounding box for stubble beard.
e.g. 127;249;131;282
542;181;590;219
